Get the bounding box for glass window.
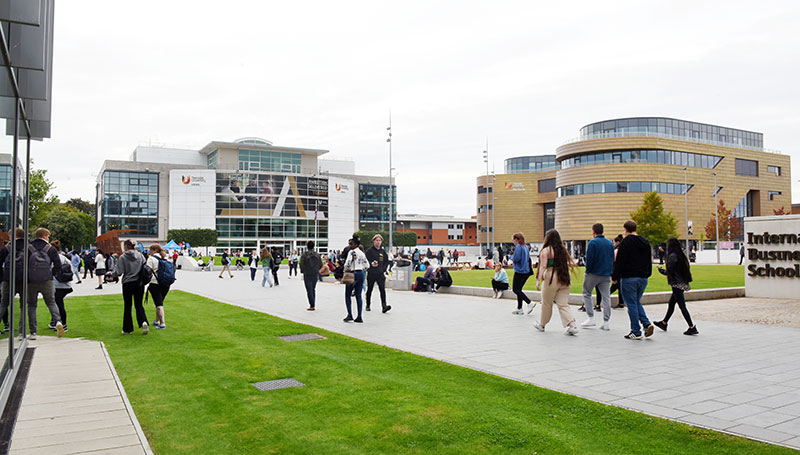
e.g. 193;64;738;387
735;158;758;176
767;165;781;176
538;178;556;193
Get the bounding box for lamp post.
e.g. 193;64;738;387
483;146;489;257
491;171;496;256
683;167;689;254
713;172;720;264
387;112;393;252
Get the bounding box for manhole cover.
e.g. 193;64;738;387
251;378;305;391
279;333;326;342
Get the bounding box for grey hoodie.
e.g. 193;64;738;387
115;249;145;284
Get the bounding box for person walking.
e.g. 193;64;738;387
25;228;65;339
510;232;535;315
70;250;82;284
343;235;368;323
51;241;73;334
271;247;283;286
612;221;655;340
299;241;322;311
94;250;106;289
82;250;95;280
218;249;233;279
739;244;745;265
146;244;174;329
580;223;615;331
437;249;444;268
260;248;274;288
453;249;459;265
491;262;509;298
288;250;299;278
116;240;149;335
365;234;391;313
653;237;699;336
610;234;625;308
0;229;25;336
248;250;259;281
412;249;420;271
533;229;579;335
387;249;394;274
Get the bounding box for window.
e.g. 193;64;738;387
538;178;556;193
769;191;782;201
477;185;493;194
238;149;301;173
735;158;758;176
557;181;691;197
100;170;159;237
457;224;463;229
207;150;218;169
767;165;781;176
448;235;454;240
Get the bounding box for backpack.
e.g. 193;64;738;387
137;261;153;289
55;257;73;283
28;243;55;283
156;258;176;286
302;252;321;275
3;243;25;282
438;268;453;287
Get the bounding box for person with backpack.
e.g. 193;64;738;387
260;248;274;288
70;250;82;284
115;240;149;335
218;249;233;279
147;244;174;330
25;228;65;338
0;229;26;336
271;247;283;286
51;241;74;333
94;250;106;289
433;266;452;291
343;235;368;323
299;241;323;310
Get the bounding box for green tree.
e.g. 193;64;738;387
74;210;97;245
167;229;218;246
43;206;86;251
29;167;59;228
630;191;678;246
65;197;95;216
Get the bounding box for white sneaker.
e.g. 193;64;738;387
526;301;537;314
56;322;64;338
512;309;524;315
141;322;149;335
496;291;503;299
600;321;610;331
534;323;545;332
581;317;596;328
565;325;579;336
492;290;498;298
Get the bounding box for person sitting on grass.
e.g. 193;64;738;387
491;262;509;299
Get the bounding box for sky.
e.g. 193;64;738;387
7;0;800;217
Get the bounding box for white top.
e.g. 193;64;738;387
344;248;369;271
95;254;105;269
249;254;258;269
146;255;162;285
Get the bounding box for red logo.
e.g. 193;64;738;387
182;176;191;184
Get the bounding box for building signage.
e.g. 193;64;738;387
743;215;800;299
504;182;525;191
169;169;217;230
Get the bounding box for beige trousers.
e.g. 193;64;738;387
540;269;575;328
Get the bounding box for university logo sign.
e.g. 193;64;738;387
504;182;525;191
182;176;191;184
335;183;350;192
181;175;206;186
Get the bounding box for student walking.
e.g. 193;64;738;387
218;249;233;279
739;244;745;265
581;223;615;331
510;232;535;315
260;248;274;287
534;229;579;335
116;240;149;335
288;250;299;278
82;250;95;279
70;250;82;283
248;250;259;281
612;221;655;340
609;235;625;308
51;241;73;334
94;250;106;289
26;228;65;339
654;237;699;336
0;229;25;336
299;241;323;310
146;244;174;329
271;247;283;286
491;262;509;298
365;234;391;313
343;235;368;323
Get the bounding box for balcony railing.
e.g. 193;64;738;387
562;131;782;154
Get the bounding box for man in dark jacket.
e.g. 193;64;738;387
82;249;95;279
365;235;391;313
299;241;322;310
271;247;283;286
26;228;65;338
612;220;654;340
581;223;615;330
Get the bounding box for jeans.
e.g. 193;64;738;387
304;273;318;307
27;280;62;334
620;277;650;336
261;268;274;287
289;263;298;276
54;288;73;327
366;273;386;309
664;287;694;327
583;273;611;321
122;281;148;333
72;265;82;282
344;270;365;318
512;271;532;309
250;268;257;281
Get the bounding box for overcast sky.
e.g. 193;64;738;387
8;0;800;217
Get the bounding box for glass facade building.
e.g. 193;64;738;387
560;149;722;170
99;170;159;237
505;155;558;174
558;181;692;197
358;184;397;231
579;117;763;149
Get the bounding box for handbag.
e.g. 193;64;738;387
342;271;355;284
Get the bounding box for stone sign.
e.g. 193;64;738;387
744;214;800;299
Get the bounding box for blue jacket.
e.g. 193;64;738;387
71;254;81;269
512;244;531;274
585;235;614;276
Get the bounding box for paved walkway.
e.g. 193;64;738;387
157;268;800;450
10;337;152;455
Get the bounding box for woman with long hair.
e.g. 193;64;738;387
94;250;106;290
510;232;535;315
534;229;579;335
654;237;698;335
343;235;368;323
147;244;170;329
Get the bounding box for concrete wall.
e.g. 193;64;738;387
743;214;800;299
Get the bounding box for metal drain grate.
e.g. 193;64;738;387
279;333;326;342
251;378;305;391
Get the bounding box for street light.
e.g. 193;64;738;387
491;171;496;257
683;168;689;254
713;172;720;264
483;145;489;257
387;112;393;252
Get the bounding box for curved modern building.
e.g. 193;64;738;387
477;117;791;253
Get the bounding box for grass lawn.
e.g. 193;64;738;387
415;265;744;294
16;291;791;454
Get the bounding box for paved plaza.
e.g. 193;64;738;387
69;268;800;450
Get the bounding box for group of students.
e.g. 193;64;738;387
492;220;698;339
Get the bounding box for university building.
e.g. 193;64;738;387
96;137;396;253
477;117;792;253
396;214;478;247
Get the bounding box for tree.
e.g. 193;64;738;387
773;206;789;215
29;167;59;228
167;229;218;247
43;206;86;251
74;210;97;245
704;199;741;241
65;198;95;216
630;191;678;246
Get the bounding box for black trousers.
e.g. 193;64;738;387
664;287;693;327
148;283;170;307
272;267;280;285
610;281;624;306
491;279;509;291
54;288;73;326
304;273;318;307
122;281;147;333
366;273;386;308
512;271;531;309
83;266;94;279
289;263;298;276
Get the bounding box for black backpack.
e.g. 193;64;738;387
28;243;55;284
55;257;73;283
3;243;25;282
137;261;153;289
